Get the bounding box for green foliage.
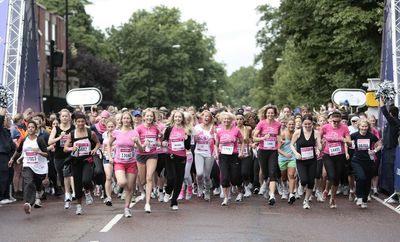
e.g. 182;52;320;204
108;6;226;108
226;66;258;107
254;0;383;108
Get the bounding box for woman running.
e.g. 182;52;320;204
9;121;48;214
291;114;321;209
134;109;161;213
102;118;116;206
163;110;191;210
48;109;75;209
350;119;381;208
193;110;215;201
278;118;296;203
253;105;282;205
367;114;381;196
108;112;138;217
320;110;351;208
63;112;100;215
215;112;244;206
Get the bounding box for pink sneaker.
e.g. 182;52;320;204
178;186;185;200
186;185;193;200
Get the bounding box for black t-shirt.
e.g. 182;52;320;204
350;131;379;161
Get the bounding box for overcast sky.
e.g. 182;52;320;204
86;0;281;75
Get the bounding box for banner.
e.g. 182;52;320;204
0;0;9;83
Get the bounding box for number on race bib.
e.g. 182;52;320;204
357;139;370;150
221;145;234;155
171;141;185;151
263;139;276;149
328;143;342;156
300;147;314;160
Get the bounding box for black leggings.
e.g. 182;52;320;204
315;158;323;179
211;160;220;189
296;159;317;189
22;167;46;205
47;153;58;189
352;159;375;202
165;154;186;206
240;156;253;184
253;157;260;188
71;159;94;200
156;153;168;177
258;150;279;182
323;154;346;186
219;154;242;188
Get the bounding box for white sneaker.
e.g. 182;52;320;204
0;199;13;205
303;199;310;209
171;205;179;211
197;187;204;198
76;204;83;215
104;197;112;207
259;181;267;195
213;187;221;196
163;193;171;203
244;186;252;198
277;182;283;196
288;193;296;204
297;184;304;196
121;191;126;200
85;192;93;205
316;191;324;202
204;192;211;201
144;203;151;213
221;198;229;206
361;202;368;209
64;193;72;202
23;203;31;214
336;185;343;195
34;198;42;208
135;192;145;203
281;192;288;200
343;186;349;196
235;193;243;202
356;198;362;206
124;208;132;218
158;192;165;202
64;201;71;209
220;186;225;199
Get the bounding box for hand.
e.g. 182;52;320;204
368;150;376;156
316;149;320;157
48;145;55;152
42;178;49;186
284;153;292;159
90;149;97;156
345;153;350;160
162;141;168;147
8;159;13;167
295;153;302;160
60;131;66;137
263;134;270;140
144;140;150;147
32;148;40;153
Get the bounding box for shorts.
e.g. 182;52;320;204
114;162;137;174
136;154;158;164
63;162;72;177
278;159;296;171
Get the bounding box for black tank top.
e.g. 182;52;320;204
54;125;75;159
296;128;316;160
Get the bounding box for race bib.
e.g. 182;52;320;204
60;136;68;147
328;142;342;156
77;143;90;156
25;151;38;163
171;140;185;151
196;143;210;153
221;145;234;155
357;139;370;150
119;148;133;160
144;137;157;152
300;147;314;160
263;138;276;149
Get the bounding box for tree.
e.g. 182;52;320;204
108;6;226;108
226;66;259;107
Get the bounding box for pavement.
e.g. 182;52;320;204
0;193;399;242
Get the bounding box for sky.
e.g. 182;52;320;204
85;0;281;75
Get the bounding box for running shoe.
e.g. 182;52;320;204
213;187;221;196
288;193;296;205
342;186;349;196
158;192;165;202
23;203;31;214
76;204;83;215
348;191;355;201
303;199;310;209
204;192;211;201
221;198;229;206
171;205;179;211
322;190;328;201
220;186;225;199
368;194;371;201
297;184;304;196
277;182;283;196
0;199;13;205
94;185;101;197
144;203;151;213
124;208;132;218
295;192;301;200
121;191;126;200
361;202;368;209
186;185;193;200
71;193;76;200
244;186;252;198
329;199;337;209
259;181;267;195
197;187;204;198
178;187;185;200
104;197;112;207
316;191;324;203
268;196;276;206
356;198;362;206
281;192;288;200
85;192;94;205
163;193;171;203
336;185;343;195
372;187;379;196
253;187;260;195
236;193;244;202
34;198;42;208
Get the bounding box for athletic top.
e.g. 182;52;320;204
296;128;316;161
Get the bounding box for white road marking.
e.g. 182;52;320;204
372;195;400;215
100;214;123;232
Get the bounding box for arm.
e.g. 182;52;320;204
290;130;301;160
108;136;115;164
63;134;74;153
90;131;100;155
48;126;62;145
37;137;49;158
8;138;24;166
314;130;322;156
252;128;266;142
380;98;399;126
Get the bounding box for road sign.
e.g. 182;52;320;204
331;89;366;107
66;87;102;107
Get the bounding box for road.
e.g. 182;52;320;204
0;193;399;242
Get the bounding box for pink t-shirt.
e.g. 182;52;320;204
135;124;160;155
112;129;137;163
255;120;281;150
157;122;168;154
321;123;350;156
371;127;380;139
168;126;187;157
193;124;215;157
216;127;242;155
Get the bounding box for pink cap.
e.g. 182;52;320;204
100;110;111;118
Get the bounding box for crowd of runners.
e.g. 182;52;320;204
0;99;395;218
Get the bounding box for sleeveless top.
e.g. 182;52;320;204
71;128;94;160
54;125;75;159
296;128;316;161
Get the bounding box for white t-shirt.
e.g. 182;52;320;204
22;137;48;175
